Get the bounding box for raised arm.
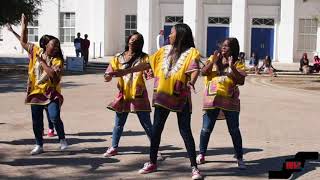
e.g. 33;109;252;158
201;51;219;76
6;24;20;40
7;14;32;53
107;63;151;77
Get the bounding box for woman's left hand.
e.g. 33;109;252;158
228;56;235;68
144;69;154;80
187;81;196;94
36;54;47;66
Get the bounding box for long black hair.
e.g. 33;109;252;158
122;32;147;68
172;23;195;59
39;34;64;61
216;37;240;75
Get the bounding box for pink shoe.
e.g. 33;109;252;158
47;129;55;137
196;154;205;165
103;147;118;157
138;162;157;174
192;166;202;180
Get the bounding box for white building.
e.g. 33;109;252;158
0;0;319;62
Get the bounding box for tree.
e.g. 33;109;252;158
0;0;42;26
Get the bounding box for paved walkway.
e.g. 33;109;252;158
0;73;319;179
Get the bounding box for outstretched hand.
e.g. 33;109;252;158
107;69;128;77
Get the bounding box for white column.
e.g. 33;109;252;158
317;23;320;55
183;0;204;54
104;0;120;55
277;0;296;63
230;0;248;52
137;0;159;54
274;21;279;61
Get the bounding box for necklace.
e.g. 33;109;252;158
162;45;192;79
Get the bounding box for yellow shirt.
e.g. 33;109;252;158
148;45;200;111
106;53;151;112
25;45;63;105
203;55;246;111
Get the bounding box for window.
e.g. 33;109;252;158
59;12;75;43
298;19;318;52
125;15;137;41
0;27;3;41
165;16;183;23
28;17;39;42
252;18;274;26
208;17;230;24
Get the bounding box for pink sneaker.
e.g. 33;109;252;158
103;147;117;157
237;158;246;170
191;167;202;180
196;154;205;165
47;129;55;137
138;162;157;174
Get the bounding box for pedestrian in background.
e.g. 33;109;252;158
74;32;82;57
81;34;90;66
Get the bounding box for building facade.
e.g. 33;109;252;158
0;0;319;62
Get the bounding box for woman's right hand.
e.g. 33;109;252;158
104;73;112;82
211;50;220;62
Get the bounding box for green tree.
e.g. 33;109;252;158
0;0;42;26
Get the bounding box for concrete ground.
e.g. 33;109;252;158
0;70;319;180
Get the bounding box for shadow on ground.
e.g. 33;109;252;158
1;156;119;171
0;74;90;93
66;130;146;137
0;137;106;146
0;147;318;179
200;155;319;180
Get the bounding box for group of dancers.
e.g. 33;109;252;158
8;14;247;180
